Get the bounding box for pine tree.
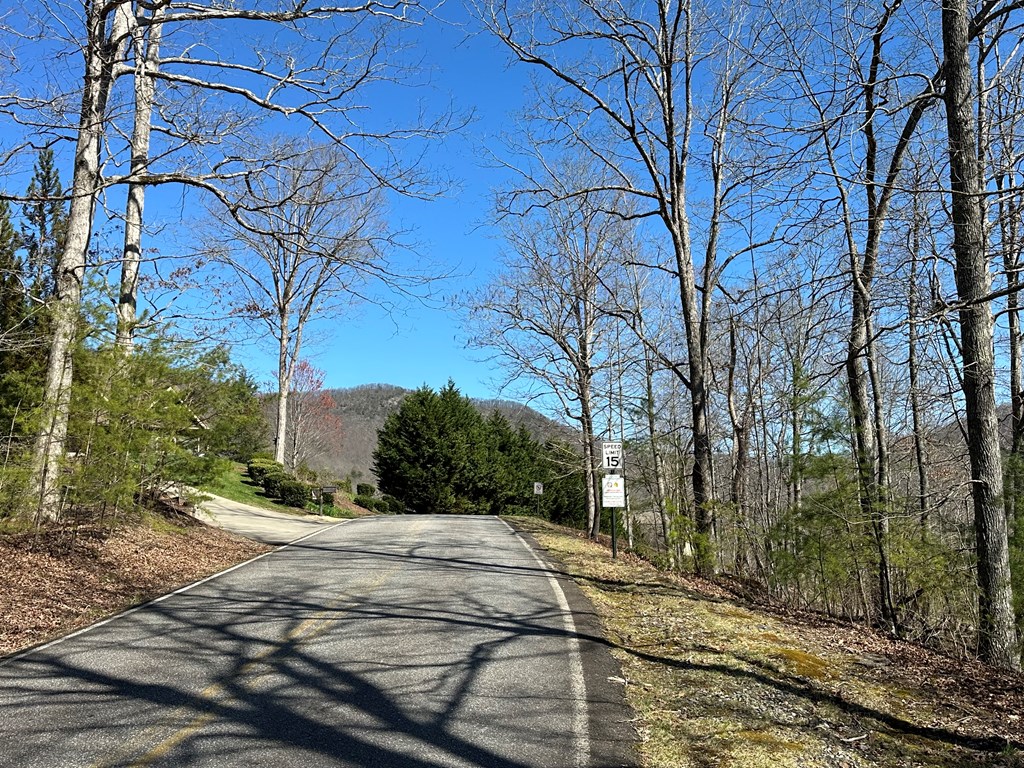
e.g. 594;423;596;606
22;148;67;302
0;200;24;361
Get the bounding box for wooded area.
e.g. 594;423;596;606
468;0;1024;671
0;2;445;531
4;0;1024;676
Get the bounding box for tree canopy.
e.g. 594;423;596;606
372;381;581;518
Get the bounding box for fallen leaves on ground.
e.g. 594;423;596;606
0;517;270;658
506;515;1024;768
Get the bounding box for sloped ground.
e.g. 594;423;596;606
0;513;270;659
507;516;1024;768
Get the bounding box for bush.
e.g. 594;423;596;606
356;482;376;497
262;470;290;497
381;494;405;514
353;494;378;511
248;458;283;484
279;479;312;507
320;490;335;507
338;477;353;494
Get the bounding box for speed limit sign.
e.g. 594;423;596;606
602;441;623;471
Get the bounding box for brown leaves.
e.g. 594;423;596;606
0;522;269;658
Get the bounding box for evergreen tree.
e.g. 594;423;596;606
0;200;25;364
22;148;66;302
373;380;588;519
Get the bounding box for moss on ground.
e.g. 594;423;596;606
506;515;1024;768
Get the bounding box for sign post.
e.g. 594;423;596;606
602;472;625;559
533;482;543;517
602;441;623;471
319;485;337;516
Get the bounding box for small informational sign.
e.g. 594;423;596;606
321;486;338;494
602;441;623;471
602;474;625;507
534;482;544;495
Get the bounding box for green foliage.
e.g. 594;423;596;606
534;439;587;527
372;382;482;514
0;200;25;368
62;347;215;517
278;478;312;507
356;482;376;497
248;458;283;484
0;341;270;521
262;470;290;498
372;380;586;521
381;494;405;514
21;148;66;302
338;477;353;494
353;494;380;511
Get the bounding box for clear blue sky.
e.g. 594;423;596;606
234;2;528;400
0;1;529;403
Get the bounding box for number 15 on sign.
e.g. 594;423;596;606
602;441;623;471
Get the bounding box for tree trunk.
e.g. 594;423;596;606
274;309;292;467
30;2;130;521
116;5;163;350
908;230;931;529
942;0;1020;670
581;383;599;539
645;357;672;564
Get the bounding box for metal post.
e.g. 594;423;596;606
612;507;618;559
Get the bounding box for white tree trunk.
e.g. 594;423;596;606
30;3;130;521
117;5;163;350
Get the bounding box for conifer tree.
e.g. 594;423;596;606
21;148;66;302
0;200;24;363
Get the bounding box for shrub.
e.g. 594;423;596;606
248;458;283;484
381;494;405;514
353;494;378;511
279;479;312;507
262;470;290;497
338;477;353;494
356;482;376;497
320;490;335;507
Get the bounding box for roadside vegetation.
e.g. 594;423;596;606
201;462;365;520
509;516;1024;768
372;381;587;521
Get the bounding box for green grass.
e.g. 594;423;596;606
201;464;362;520
200;463;302;514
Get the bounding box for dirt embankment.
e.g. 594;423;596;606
0;514;270;658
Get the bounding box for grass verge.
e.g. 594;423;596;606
200;463;370;520
505;515;1024;768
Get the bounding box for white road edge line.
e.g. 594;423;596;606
500;519;590;768
0;520;350;668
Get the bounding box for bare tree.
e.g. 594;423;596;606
0;0;446;520
941;0;1020;670
469;167;627;539
205;142;405;468
479;0;777;572
285;360;344;474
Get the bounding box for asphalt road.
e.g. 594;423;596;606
194;492;337;545
0;515;636;768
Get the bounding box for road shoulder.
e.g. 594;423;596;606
504;517;640;768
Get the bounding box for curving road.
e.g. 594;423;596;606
0;515;636;767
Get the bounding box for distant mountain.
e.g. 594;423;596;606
296;384;574;485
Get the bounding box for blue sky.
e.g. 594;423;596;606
226;2;529;400
0;1;529;402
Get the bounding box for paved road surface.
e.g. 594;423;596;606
0;516;635;767
194;492;337;545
